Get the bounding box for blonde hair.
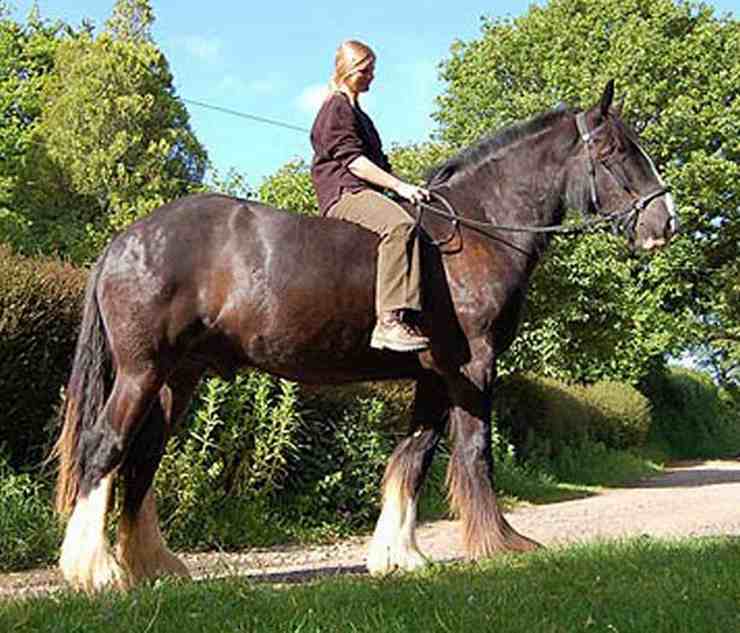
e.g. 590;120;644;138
329;40;376;93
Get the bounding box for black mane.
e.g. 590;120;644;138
426;106;577;187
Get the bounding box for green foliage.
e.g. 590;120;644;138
435;0;740;382
203;166;254;199
155;378;411;548
0;245;85;466
495;373;653;461
283;388;395;537
503;233;686;383
0;1;207;263
255;144;454;217
387;141;456;184
0;6;66;219
257;159;318;215
582;380;652;449
642;366;740;458
0;455;59;572
105;0;155;43
156;372;303;550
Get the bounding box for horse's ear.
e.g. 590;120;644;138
600;79;615;117
614;98;624;117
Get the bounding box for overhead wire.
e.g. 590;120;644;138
182;98;310;134
10;95;313;191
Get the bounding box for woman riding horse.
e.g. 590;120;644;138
311;40;431;352
53;79;676;591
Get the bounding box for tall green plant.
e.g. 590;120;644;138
156;372;302;549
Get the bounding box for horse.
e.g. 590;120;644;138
52;80;677;591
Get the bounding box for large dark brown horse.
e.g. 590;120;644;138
53;81;676;590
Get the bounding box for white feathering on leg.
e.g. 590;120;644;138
59;474;125;591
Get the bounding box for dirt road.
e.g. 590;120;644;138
2;459;739;598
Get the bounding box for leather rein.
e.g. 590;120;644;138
414;111;669;246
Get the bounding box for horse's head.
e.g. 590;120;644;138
575;80;678;251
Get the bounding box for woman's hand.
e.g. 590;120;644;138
395;181;431;205
347;157;431;204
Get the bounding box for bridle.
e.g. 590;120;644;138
575;111;668;240
414;111;670;245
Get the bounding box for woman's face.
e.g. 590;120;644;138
345;59;375;94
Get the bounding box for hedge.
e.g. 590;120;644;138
0;245;86;467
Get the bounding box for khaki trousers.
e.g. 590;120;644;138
328;189;422;315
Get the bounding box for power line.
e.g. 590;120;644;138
182;98;310;134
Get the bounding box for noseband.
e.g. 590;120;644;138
575;112;668;239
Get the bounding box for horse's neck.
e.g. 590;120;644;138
450;133;570;270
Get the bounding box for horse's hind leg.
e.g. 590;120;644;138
115;366;203;586
60;369;162;591
367;373;449;574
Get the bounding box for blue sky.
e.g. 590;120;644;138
8;0;740;188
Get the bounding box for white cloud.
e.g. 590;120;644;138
215;75;283;98
247;79;280;96
296;83;330;115
179;35;224;64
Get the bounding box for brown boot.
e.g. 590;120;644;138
370;310;429;352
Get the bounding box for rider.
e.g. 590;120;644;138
310;39;431;353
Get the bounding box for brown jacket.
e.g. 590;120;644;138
310;92;391;215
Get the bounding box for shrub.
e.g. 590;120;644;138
495;373;653;460
0;245;85;467
257;159;318;216
156;372;303;550
155;375;431;548
494;374;592;459
281;389;396;537
582;381;652;449
0;455;60;572
642;367;740;458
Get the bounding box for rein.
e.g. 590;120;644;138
414;111;668;243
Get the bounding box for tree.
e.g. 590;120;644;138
24;0;207;262
258;159;318;215
105;0;155;43
0;3;70;250
434;0;740;383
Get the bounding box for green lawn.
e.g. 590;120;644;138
3;537;739;632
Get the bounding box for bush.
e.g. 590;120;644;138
495;373;653;460
582;381;652;449
156;375;408;549
534;438;658;486
642;367;740;458
257;159;318;216
0;455;60;572
156;372;303;550
0;245;86;467
281;388;396;538
494;374;592;459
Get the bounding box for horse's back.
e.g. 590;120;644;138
104;193;377;293
96;193;391;381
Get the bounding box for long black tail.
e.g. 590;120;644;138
51;252;112;515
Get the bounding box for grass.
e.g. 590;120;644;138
2;537;739;632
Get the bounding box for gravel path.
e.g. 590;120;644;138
2;459;739;599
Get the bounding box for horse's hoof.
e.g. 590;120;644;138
60;546;127;592
367;544;429;575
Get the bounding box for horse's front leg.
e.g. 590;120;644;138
367;372;449;574
446;338;539;558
